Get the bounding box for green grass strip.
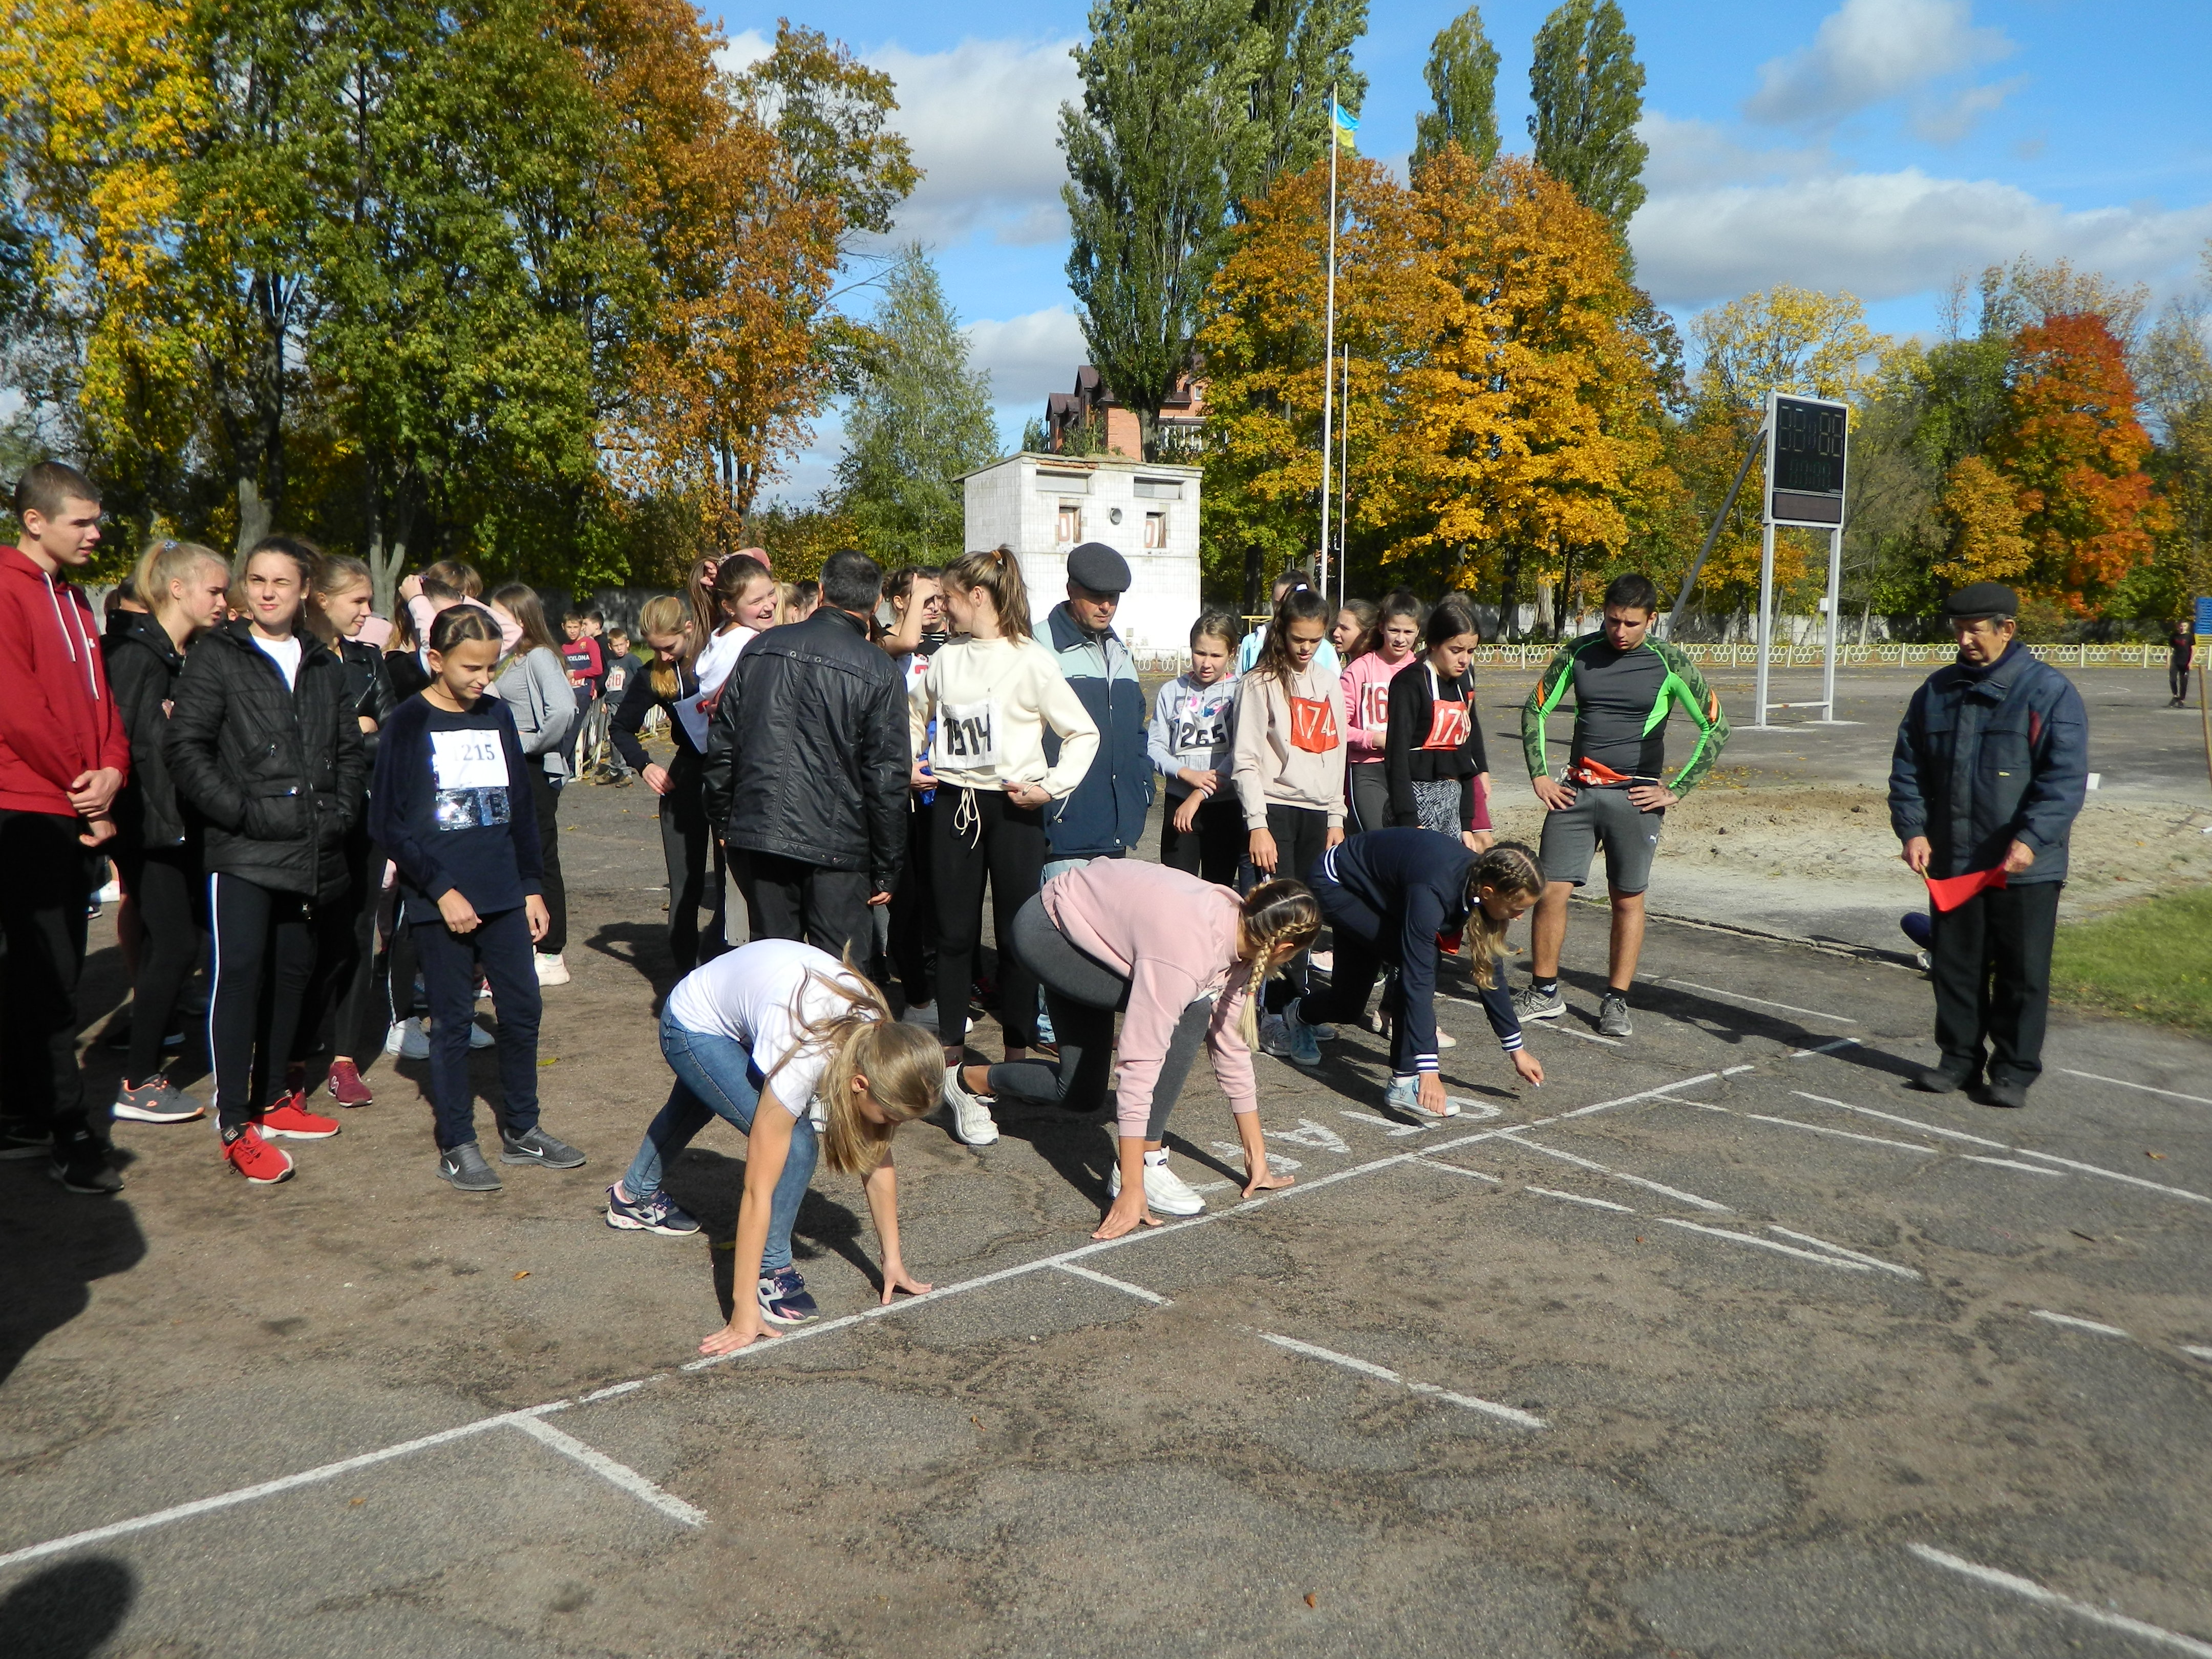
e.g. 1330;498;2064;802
2052;885;2212;1038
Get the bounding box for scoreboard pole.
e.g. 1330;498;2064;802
1818;525;1842;721
1753;517;1776;730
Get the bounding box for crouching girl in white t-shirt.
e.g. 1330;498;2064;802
606;938;944;1355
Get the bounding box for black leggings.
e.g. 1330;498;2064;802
984;895;1213;1138
930;788;1046;1049
1159;792;1244;885
1257;803;1330;1011
327;843;386;1061
658;756;721;972
207;873;316;1133
527;765;566;955
2174;663;2194;701
887;797;935;1006
1346;762;1391;835
117;846;202;1086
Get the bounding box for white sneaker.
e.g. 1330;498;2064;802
1437;1030;1457;1049
468;1019;496;1050
942;1065;998;1146
1108;1157;1206;1217
384;1020;409;1057
399;1019;430;1060
1308;950;1333;972
535;952;570;986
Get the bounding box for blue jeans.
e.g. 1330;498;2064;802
622;1007;819;1272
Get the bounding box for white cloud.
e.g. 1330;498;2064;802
1909;73;2027;144
1631;168;2212;312
870;38;1080;248
963;306;1089;409
1744;0;2014;129
711;28;773;78
1639;112;1832;193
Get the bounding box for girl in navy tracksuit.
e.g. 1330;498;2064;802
369;606;585;1192
1287;830;1546;1118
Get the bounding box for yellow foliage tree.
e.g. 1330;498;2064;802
1934;453;2033;587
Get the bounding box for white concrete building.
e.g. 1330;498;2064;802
961;453;1203;655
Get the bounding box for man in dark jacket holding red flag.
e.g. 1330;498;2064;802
1889;582;2089;1110
0;461;132;1193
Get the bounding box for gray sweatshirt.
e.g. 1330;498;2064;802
492;645;580;778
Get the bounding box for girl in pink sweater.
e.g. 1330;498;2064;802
940;860;1320;1239
1338;591;1423;835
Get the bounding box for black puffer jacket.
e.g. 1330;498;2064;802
165;621;368;899
102;610;192;852
701;606;908;889
335;635;398;769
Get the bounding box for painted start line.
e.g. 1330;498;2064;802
7;1050;2211;1655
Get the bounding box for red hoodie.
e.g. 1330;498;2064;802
0;544;130;816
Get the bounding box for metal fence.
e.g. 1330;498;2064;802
1466;641;2180;671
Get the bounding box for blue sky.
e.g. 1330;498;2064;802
711;1;2212;502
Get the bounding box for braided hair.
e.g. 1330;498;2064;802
1461;842;1544;988
1231;879;1323;1049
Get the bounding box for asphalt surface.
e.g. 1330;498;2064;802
3;727;2208;1658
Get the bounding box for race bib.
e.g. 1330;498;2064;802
1422;701;1469;750
1174;694;1227;754
430;729;512;832
939;697;1000;769
1289;695;1339;754
1358;680;1390;731
605;666;627;693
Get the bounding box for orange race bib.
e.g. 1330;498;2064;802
1422;701;1469;750
1289;695;1339;753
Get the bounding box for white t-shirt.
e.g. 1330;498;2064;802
663;939;873;1128
253;633;304;690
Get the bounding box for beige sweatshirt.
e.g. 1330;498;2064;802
1232;660;1346;828
910;634;1100;798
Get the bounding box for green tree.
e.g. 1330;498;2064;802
1245;0;1366;193
1061;0;1263;456
835;245;1000;565
1526;0;1647;243
1412;7;1500;173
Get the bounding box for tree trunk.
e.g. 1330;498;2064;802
235;476;273;558
1534;577;1556;638
1498;546;1524;641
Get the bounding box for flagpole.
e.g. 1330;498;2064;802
1338;343;1350;602
1318;82;1338;602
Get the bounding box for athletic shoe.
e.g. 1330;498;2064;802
257;1094;342;1140
112;1077;205;1123
1972;1079;2029;1111
1308;950;1334;973
1107;1158;1206;1217
49;1128;123;1194
325;1059;374;1109
757;1266;819;1327
0;1121;53;1160
900;1000;938;1027
393;1019;431;1061
1435;1029;1456;1049
1512;984;1565;1022
1914;950;1932;973
1909;1064;1978;1095
467;1019;495;1051
535;952;570;985
605;1182;700;1235
438;1142;502;1192
500;1125;585;1168
942;1065;999;1147
1597;993;1633;1038
1309;1022;1338;1042
1386;1075;1459;1117
224;1125;294;1184
1262;1003;1322;1068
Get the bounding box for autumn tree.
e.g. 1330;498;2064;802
2137;244;2212;618
1244;0;1367;192
1526;0;1647;245
1413;8;1501;174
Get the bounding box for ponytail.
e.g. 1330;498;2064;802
1461;842;1543;989
943;545;1032;644
770;953;944;1176
1231;879;1323;1050
132;538;227;624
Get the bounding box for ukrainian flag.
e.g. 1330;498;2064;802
1332;99;1357;154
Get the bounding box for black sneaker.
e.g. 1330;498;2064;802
0;1121;54;1160
500;1126;585;1168
438;1142;503;1192
1909;1064;1980;1095
50;1129;123;1195
1973;1078;2029;1110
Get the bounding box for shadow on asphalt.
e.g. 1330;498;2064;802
0;1165;146;1385
0;1556;135;1658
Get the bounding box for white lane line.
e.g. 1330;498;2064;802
2183;1346;2212;1364
1056;1262;1172;1306
1656;1218;1874;1272
1743;1112;1937;1154
1414;1157;1502;1184
1493;1130;1734;1213
1722;1065;1758;1075
1546;1073;1723;1123
1767;1227;1924;1280
2012;1148;2212;1207
1791;1092;2012;1149
1256;1332;1547;1430
1666;979;1858;1023
1546;1024;1623;1046
1906;1543;2212;1658
0;1401;575;1572
1962;1155;2065;1178
2059;1068;2212;1108
581;1380;649;1402
1527;1185;1634;1213
1342;1110;1435;1137
2031;1309;2131;1339
1788;1037;1861;1059
507;1416;707;1527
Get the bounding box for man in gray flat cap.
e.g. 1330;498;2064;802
1041;541;1154;880
1888;582;2089;1109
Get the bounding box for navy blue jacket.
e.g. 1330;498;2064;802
1888;642;2088;885
1313;828;1522;1073
1041;602;1154;860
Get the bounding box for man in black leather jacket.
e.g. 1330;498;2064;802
703;549;907;962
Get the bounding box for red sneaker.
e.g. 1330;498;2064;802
223;1124;295;1184
325;1059;374;1109
256;1093;342;1140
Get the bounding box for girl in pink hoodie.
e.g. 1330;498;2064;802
940;860;1320;1239
1337;591;1423;835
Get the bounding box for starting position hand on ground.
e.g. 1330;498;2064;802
1511;1049;1545;1088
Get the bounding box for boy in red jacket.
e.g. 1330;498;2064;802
0;461;131;1193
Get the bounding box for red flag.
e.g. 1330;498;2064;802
1925;866;2008;912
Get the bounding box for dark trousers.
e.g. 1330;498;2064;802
207;872;317;1133
1255;802;1331;1011
326;842;386;1061
735;848;874;964
116;845;203;1087
657;758;721;972
1929;880;2062;1088
1159;791;1244;885
0;810;96;1135
887;798;935;1005
411;904;541;1150
930;789;1047;1049
526;765;566;955
296;836;371;1075
2173;663;2193;701
986;895;1213;1137
1346;762;1391;836
1295;870;1420;1075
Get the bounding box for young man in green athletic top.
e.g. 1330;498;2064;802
1516;573;1729;1037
